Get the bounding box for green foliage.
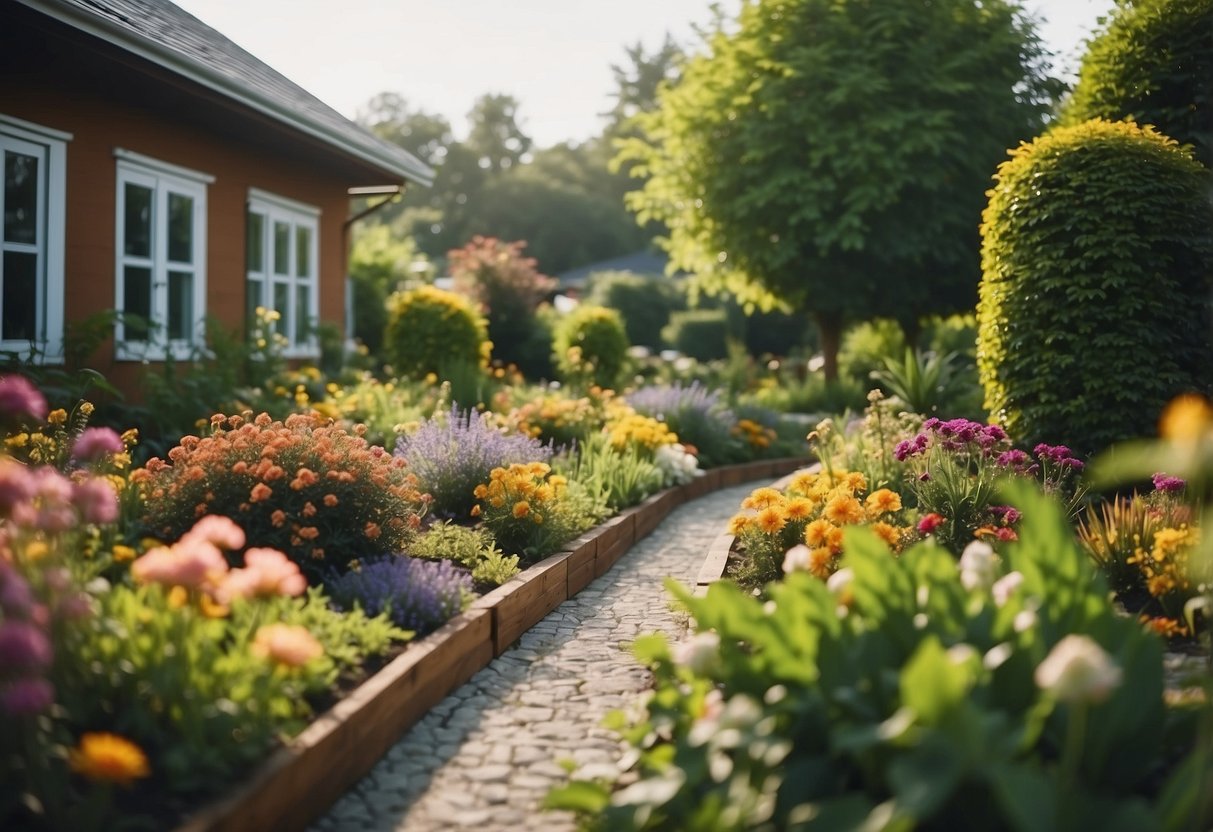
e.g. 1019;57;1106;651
744;372;867;416
383;285;490;379
838;318;907;381
552;305;630;389
660;309;729;361
1062;0;1213;166
586;271;685;349
348;224;425;355
409;522;521;588
871;348;984;419
977;119;1213;455
551;484;1207;830
471;546;522;587
620;0;1057;374
554;432;664;511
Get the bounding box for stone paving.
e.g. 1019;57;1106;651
311;482;755;832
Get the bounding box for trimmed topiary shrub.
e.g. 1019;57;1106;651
552;304;630;389
585;271;685;349
383;285;489;379
977;118;1213;455
662;309;729;361
1061;0;1213;166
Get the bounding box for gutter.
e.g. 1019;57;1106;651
19;0;435;188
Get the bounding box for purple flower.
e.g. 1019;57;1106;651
0;621;52;669
0;461;35;516
922;418;940;432
0;677;54;717
989;505;1022;525
328;555;470;635
1061;458;1085;471
983;425;1008;442
0;564;33;616
0;375;47;423
71;427;125;462
893;440;913;462
996;449;1029;468
1152;473;1186;493
73;478;119;525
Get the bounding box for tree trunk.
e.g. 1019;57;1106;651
814;311;842;383
899;316;921;351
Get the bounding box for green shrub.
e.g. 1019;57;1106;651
977;119;1213;455
838;318;907;382
552;304;630;389
1062;0;1213;166
586;271;684;349
383;285;489;379
742;307;812;357
661;309;729;361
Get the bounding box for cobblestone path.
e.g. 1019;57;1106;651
312;482;754;832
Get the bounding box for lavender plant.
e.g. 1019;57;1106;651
626;382;741;467
395;404;552;518
327;556;471;635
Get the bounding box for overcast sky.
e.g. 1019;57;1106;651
174;0;1119;149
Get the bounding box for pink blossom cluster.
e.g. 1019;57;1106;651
0;375;47;424
131;515;306;604
0;459;118;536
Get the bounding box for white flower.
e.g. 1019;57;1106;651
959;540;1000;592
654;443;701;486
826;567;853;597
674;631;720;676
1034;635;1123;704
991;571;1024;607
782;544;812;574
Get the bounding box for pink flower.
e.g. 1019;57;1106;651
74;478;119;525
0;677;55;717
0;563;33;616
0;375;47;422
181;515;246;551
71;427;125;462
0;460;36;515
217;548;307;602
251;624;323;668
131;539;229;591
0;620;53;669
917;513;946;535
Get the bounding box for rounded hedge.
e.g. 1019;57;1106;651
977;118;1213;455
586;271;684;349
552;304;630;389
383;285;489;379
661;309;730;361
1062;0;1212;166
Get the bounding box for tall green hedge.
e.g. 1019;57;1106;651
585;271;684;349
977;118;1213;454
383;285;489;378
1062;0;1212;166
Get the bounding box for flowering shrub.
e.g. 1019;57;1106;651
395;405;551;518
653;443;701;487
604;409;679;455
506;391;610;447
626;382;741;467
728;469;912;586
134;412;429;579
327;556;471;635
551;484;1205;829
471;462;594;561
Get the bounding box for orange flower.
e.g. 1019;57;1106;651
808;547;834;579
251;624;323;668
865;489;902;516
249;483;272;502
513;500;531;519
804;518;834;548
871;521;902;550
824;494;864;526
755;506;787;534
742;487;783;510
364;522;381;540
69;733;150;787
783;497;814;522
298;526;319;540
727;514;750;535
271;510;287;527
302;501;317;518
323;494;338;507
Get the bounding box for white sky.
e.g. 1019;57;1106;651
174;0;1118;150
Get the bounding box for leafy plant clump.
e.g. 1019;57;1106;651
550;485;1207;830
977;118;1213;455
135;412;430;579
409;522;520;588
383;285;490;379
395;404;552;519
552;304;630;390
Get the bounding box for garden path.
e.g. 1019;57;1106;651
310;482;754;832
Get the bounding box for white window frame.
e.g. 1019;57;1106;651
246;188;320;359
0;114;69;364
113;149;211;361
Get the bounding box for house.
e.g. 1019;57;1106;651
1;0;433;394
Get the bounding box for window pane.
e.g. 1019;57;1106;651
3;151;39;245
273;221;289;275
167;192;193;263
168;270;193;341
2;251;37;340
124;183;153;257
295;225;311;278
246;278;263;330
273;282;289;337
295;285;310;343
246;211;264;272
123;265;152;341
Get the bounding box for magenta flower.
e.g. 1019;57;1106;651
0;620;53;669
71;427;125;462
74;478;119;525
0;677;55;717
1152;473;1186;493
917;513;946;535
0;375;47;422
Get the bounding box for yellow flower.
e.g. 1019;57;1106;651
742;488;783;510
824;494;864;526
48;408;67;426
513;501;531;519
69;733;150;787
805;518;835;548
865;489;902;517
23;541;49;561
871;521;902;550
755;506;787;535
808;547;834;579
1159;394;1213;443
728;514;750;535
112;544;137;563
783;497;815;522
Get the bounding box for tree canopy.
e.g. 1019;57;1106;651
618;0;1058;377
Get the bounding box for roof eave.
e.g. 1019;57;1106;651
19;0;435;187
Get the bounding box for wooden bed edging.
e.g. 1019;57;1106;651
174;456;810;832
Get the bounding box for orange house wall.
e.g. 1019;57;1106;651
4;67;356;395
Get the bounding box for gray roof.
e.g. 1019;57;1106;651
18;0;434;186
556;249;680;288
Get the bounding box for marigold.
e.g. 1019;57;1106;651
513;500;531;519
865;489;902;516
69;733;150;787
249;483;272;502
804;518;834;548
743;488;784;510
728;514;750;535
755;506;787;535
871;521;902;549
783;497;815;522
808;547;834;579
824;494;864;526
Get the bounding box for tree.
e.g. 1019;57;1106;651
465;93;533;173
1061;0;1212;166
619;0;1058;379
347;224;427;355
602;35;684;140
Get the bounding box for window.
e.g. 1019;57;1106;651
246;189;319;357
0;115;68;363
114;150;211;360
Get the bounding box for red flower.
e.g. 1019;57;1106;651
917;513;946;535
